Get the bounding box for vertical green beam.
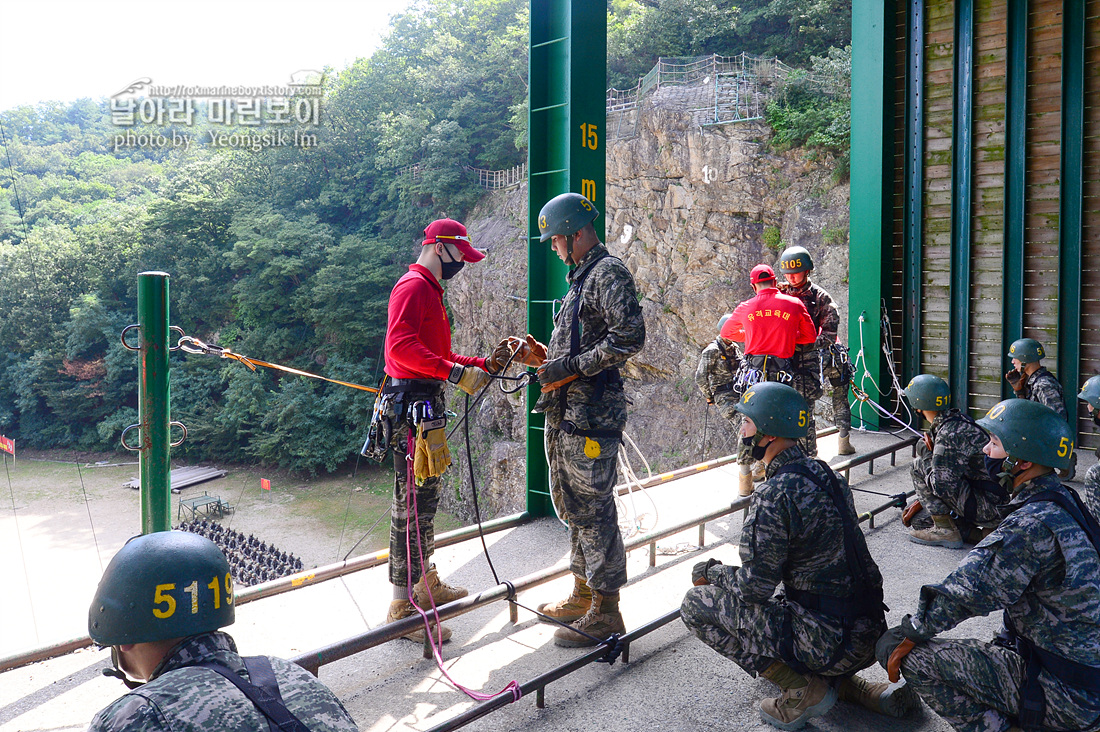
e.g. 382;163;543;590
525;0;606;517
1002;0;1028;400
902;0;925;383
949;0;974;412
138;271;171;534
1059;0;1084;428
850;0;896;429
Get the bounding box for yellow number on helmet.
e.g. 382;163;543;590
988;403;1007;419
152;583;176;619
539;215;548;230
1058;437;1073;457
798;410;807;427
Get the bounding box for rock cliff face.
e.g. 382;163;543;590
442;106;850;521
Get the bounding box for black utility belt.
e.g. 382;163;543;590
558;420;623;440
785;586;884;621
383;378;444;398
745;354;793;372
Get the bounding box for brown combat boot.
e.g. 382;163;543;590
739;469;755;497
838;674;919;718
909;514;964;549
413;564;468;607
758;667;837;730
552;589;626;648
537;575;592;623
837;433;856;455
386;598;452;643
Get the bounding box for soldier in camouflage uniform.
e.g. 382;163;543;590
88;531;358;732
1079;375;1100;521
526;192;645;648
695;315;741;425
778;246;855;456
1005;337;1076;480
901;374;1009;548
879;399;1100;732
682;382;915;730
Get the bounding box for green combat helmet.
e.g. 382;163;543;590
89;531;235;646
1078;374;1100;411
778;245;813;274
734;381;810;439
977;399;1075;470
717;313;731;333
1007;337;1045;364
902;374;951;411
537;192;599;242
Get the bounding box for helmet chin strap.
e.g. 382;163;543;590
565;232;577;266
102;647;146;689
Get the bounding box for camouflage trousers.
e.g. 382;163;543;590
1085;463;1100;524
545;426;627;593
387;393;446;587
790;351;821;458
680;584;879;678
894;637;1100;732
911;450;1005;527
822;360;852;434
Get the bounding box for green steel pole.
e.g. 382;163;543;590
849;0;896;430
948;0;974;413
1001;0;1028;400
138;271;172;534
525;0;606;517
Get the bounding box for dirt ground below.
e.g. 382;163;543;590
0;449;462;658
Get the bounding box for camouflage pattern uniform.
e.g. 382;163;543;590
384;387;446;586
912;408;1009;529
1020;366;1068;419
695;336;742;425
90;632;359;731
534;244;645;593
1085;463;1100;523
781;281;841;456
681;446;886;677
892;473;1100;732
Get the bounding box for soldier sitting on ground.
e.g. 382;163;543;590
1079;374;1100;521
87;531;359;732
901;374;1009;548
878;399;1100;732
681;382;916;731
1005;337;1076;479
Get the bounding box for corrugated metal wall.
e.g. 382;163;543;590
890;0;1100;451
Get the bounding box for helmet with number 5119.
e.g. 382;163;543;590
88;531;235;646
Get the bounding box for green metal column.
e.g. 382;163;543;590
949;0;974;412
1058;0;1084;430
1001;0;1028;400
849;0;896;429
902;0;925;383
525;0;606;516
138;271;172;534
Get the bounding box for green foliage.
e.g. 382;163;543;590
762;225;782;250
764;47;851;174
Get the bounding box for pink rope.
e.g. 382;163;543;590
404;429;522;703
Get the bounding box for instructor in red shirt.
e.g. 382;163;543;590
381;218;511;643
721;264;817;496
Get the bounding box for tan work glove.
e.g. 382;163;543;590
901;499;923;527
448;364;491;395
413;423;452;485
512;334;548;368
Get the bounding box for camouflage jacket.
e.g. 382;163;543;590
779;280;839;350
694;337;741;402
710;447;884;603
926;408;998;495
534;244;645;430
89;632;359;732
1021;366;1068;419
907;473;1100;670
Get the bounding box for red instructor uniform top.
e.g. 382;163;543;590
721;286;817;359
384;264;486;380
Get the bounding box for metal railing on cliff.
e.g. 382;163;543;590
401;53;837;187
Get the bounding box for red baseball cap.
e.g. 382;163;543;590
750;264;776;284
423;219;486;263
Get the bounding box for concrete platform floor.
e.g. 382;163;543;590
3;427;1094;732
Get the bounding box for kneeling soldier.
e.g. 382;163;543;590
902;374;1009;548
878;399;1100;732
681;382;916;730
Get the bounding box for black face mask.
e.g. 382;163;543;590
984;455;1005;484
439;245;465;280
742;433;769;461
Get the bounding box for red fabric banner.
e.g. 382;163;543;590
0;435;13;456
